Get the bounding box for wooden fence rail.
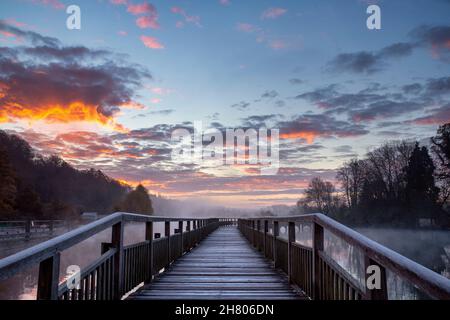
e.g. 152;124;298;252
0;213;236;300
238;214;450;300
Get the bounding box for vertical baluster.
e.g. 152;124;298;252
112;221;124;299
145;221;153;284
273;221;279;268
165;221;170;266
364;257;388;300
37;253;60;300
179;221;184;258
287;221;295;284
313;222;324;300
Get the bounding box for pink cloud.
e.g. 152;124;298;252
170;6;201;28
140;35;164;49
127;2;155;15
30;0;65;10
110;0;127;5
136;15;159;29
118;30;128;36
219;0;231;6
269;39;287;50
236;23;259;33
261;7;287;19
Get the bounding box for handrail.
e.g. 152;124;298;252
238;214;450;300
0;212;235;300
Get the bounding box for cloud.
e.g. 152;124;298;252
110;1;160;30
219;0;231;6
410;103;450;125
231;101;251;110
236;23;259;33
0;23;151;131
140;35;164;49
277;114;369;143
0;20;60;46
171;7;201;28
289;78;304;85
261;90;279;99
411;25;450;61
261;7;287;20
327;25;450;74
28;0;65;10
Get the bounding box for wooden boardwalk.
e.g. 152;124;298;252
129;226;304;300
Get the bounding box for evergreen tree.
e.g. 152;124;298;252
405;143;439;226
15;186;43;218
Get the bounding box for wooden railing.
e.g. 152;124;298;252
238;214;450;300
0;213;234;300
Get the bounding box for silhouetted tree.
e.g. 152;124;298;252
119;184;154;215
0;148;17;218
405;143;439;226
15;186;43;218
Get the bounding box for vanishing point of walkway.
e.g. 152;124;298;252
130;226;304;300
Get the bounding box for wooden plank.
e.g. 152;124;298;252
130;226;304;300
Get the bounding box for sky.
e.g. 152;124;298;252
0;0;449;208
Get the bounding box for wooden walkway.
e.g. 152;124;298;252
129;226;304;300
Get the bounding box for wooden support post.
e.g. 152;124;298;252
112;221;124;299
49;220;54;236
179;220;184;257
256;220;261;251
165;221;170;266
252;221;256;247
288;222;295;283
273;221;279;267
264;220;268;257
145;221;153;284
313;222;324;300
364;257;388;300
186;221;191;251
37;253;60;300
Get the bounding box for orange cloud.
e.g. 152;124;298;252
280;131;318;144
0;102;128;132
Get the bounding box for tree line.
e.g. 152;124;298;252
0;130;153;220
297;123;450;228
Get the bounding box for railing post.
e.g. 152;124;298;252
264;220;268;257
165;221;170;266
364;258;388;300
273;221;279;267
288;221;295;283
256;220;261;251
145;221;153;284
112;220;124;299
37;253;60;300
252;220;256;247
312;222;324;300
193;220;197;245
186;221;191;251
179;220;184;257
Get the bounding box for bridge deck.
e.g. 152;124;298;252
129;226;305;300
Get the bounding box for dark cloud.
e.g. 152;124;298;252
277;114;369;142
410;25;450;61
231;101;251;109
0;22;152;127
289;78;304;85
0;20;59;46
402;83;423;95
261;90;279;99
327;24;449;74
